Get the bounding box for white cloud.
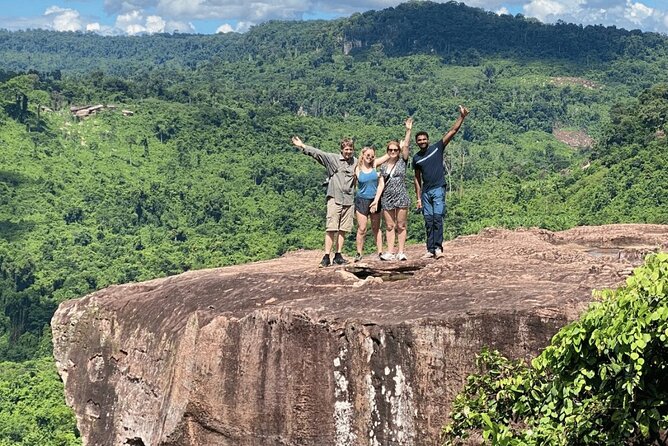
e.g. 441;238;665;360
145;14;166;32
86;22;101;32
520;0;667;33
0;6;118;34
523;0;571;21
625;1;654;25
43;6;66;15
165;19;195;33
233;21;254;32
216;23;235;33
44;6;85;31
497;6;510;15
115;9;144;33
216;20;254;33
114;9;194;34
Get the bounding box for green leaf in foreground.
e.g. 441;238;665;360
443;253;668;445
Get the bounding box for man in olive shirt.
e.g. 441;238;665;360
292;136;356;267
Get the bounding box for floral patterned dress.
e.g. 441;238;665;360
379;157;410;210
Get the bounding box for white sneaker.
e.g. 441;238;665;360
379;252;395;261
435;248;444;259
396;252;407;261
421;251;435;259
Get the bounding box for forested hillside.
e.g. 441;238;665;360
1;1;667;443
2;1;668;77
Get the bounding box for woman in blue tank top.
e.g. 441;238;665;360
353;146;384;262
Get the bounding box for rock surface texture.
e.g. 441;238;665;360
52;224;668;446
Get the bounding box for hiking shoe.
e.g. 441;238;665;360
435;248;444;259
332;252;348;265
354;252;363;263
396;252;407;261
379;252;395;261
421;251;435;259
319;254;331;268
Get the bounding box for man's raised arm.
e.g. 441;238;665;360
292;136;333;170
441;105;469;146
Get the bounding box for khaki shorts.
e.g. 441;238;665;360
326;197;354;232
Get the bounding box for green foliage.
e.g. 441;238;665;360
443;253;668;445
0;356;80;445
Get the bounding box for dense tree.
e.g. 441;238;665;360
0;357;80;445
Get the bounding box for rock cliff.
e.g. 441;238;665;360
51;224;668;446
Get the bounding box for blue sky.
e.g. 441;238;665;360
0;0;666;35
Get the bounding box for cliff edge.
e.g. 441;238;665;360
51;224;668;446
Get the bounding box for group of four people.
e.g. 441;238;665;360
291;106;469;267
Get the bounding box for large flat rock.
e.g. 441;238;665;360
51;224;668;446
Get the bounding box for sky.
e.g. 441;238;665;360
0;0;666;36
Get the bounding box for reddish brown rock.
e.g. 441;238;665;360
51;224;668;446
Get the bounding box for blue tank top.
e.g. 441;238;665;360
356;169;378;199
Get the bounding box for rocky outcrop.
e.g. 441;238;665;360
51;224;668;446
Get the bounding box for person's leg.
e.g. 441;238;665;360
355;210;368;255
333;204;353;264
336;231;346;253
432;187;446;253
323;197;340;266
383;209;397;253
324;230;336;254
421;189;435;254
370;211;383;254
396;207;408;255
318;230;336;267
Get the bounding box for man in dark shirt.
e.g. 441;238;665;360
292;136;356;267
413;105;469;258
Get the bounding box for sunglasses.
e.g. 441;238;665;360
387;148;399;153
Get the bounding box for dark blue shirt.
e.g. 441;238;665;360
412;140;445;191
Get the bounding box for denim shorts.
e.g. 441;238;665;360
354;196;380;216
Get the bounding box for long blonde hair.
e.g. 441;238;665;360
355;146;375;179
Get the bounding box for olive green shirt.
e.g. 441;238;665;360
302;145;356;206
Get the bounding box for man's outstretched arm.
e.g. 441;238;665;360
441;105;469;146
292;136;332;168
